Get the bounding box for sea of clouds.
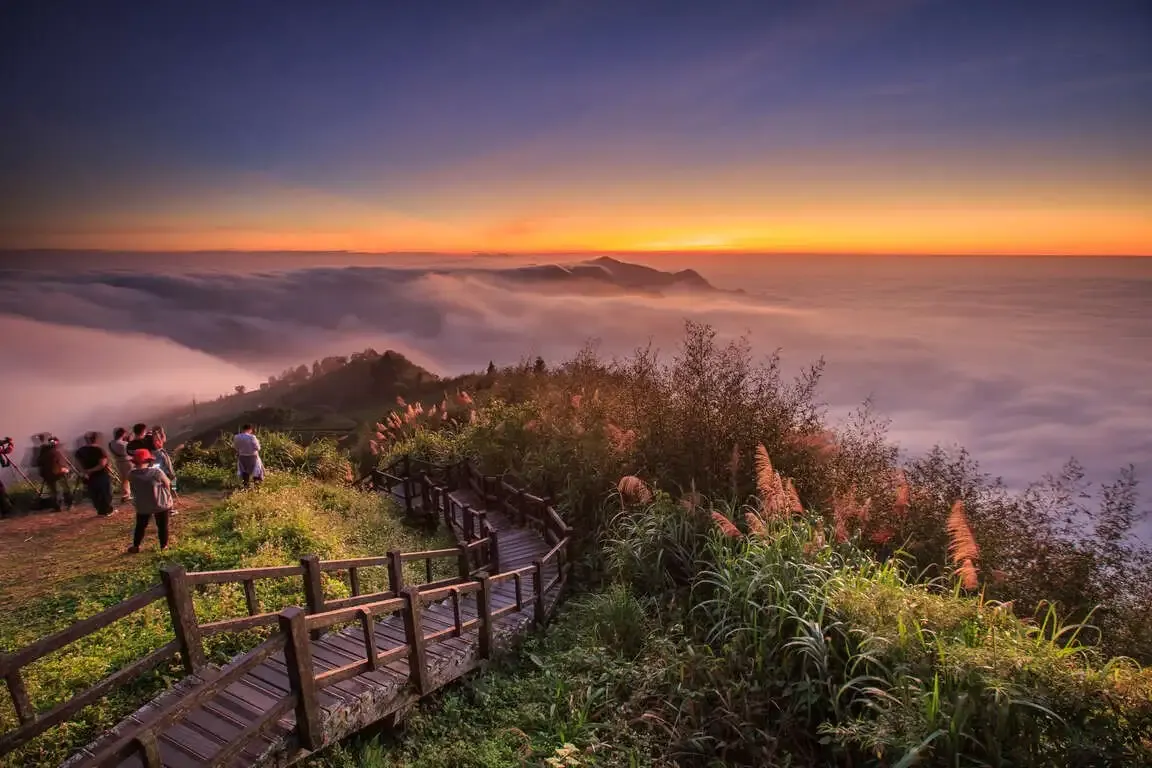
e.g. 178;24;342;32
0;252;1149;500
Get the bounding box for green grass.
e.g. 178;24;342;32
0;473;451;768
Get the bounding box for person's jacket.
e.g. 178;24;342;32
37;445;68;479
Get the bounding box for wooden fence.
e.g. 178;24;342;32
0;457;572;767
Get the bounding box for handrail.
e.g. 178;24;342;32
186;564;304;585
10;453;572;766
399;547;459;562
0;585;167;675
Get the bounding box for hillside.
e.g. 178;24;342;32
163;349;479;448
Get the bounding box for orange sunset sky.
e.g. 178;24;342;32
2;1;1150;256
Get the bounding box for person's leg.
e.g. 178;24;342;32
0;480;11;518
155;510;170;549
118;464;132;501
94;474;113;515
61;476;74;509
131;513;150;550
45;477;62;511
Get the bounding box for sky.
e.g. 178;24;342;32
1;0;1150;255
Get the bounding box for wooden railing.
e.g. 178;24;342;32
1;456;571;767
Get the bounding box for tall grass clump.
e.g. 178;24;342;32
594;476;1152;766
175;431;352;486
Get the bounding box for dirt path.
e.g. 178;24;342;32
0;491;227;607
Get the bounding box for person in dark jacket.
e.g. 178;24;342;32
75;431;115;516
125;423;151;454
36;434;73;512
0;479;12;518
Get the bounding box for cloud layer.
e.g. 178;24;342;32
0;254;1149;498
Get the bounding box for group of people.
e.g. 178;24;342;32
34;424;180;551
5;422;267;553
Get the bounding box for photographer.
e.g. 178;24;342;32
36;434;73;512
76;431;115;516
109;428;133;502
0;437;15;517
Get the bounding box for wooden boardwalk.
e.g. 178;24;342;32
1;459;570;768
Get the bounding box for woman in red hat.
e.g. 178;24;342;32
126;448;174;552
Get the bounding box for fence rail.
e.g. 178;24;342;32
2;456;571;767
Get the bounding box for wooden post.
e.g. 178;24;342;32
476;575;493;659
442;491;452;529
456;543;471;580
358;607;379;670
420;474;432;516
160;564;206;675
489;529;500;573
533;559;545;627
388;550;404;595
3;668;33;725
403;475;414;515
300;555;325;640
463;504;474;540
401;587;429;695
243;579;259;616
279;607;321;751
349;567;361;597
518;489;528;526
136;732;162;768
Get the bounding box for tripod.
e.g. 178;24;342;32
0;451;36;488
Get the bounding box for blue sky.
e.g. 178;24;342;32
2;0;1150;253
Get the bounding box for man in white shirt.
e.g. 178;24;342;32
233;424;264;488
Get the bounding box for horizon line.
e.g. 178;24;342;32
2;248;1150;258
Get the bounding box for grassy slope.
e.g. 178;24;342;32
167;351;481;448
0;476;453;768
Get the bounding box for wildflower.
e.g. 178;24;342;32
744;512;766;537
618;475;652;504
711;511;742;539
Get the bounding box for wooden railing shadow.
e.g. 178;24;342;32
1;457;571;768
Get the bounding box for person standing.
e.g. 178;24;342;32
108;427;133;502
125;423;150;453
75;431;115;516
149;425;177;489
36;434;73;512
0;478;12;518
126;449;174;552
233;424;264;488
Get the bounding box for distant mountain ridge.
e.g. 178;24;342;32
466;256;736;295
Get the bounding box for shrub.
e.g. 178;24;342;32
174;460;235;490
